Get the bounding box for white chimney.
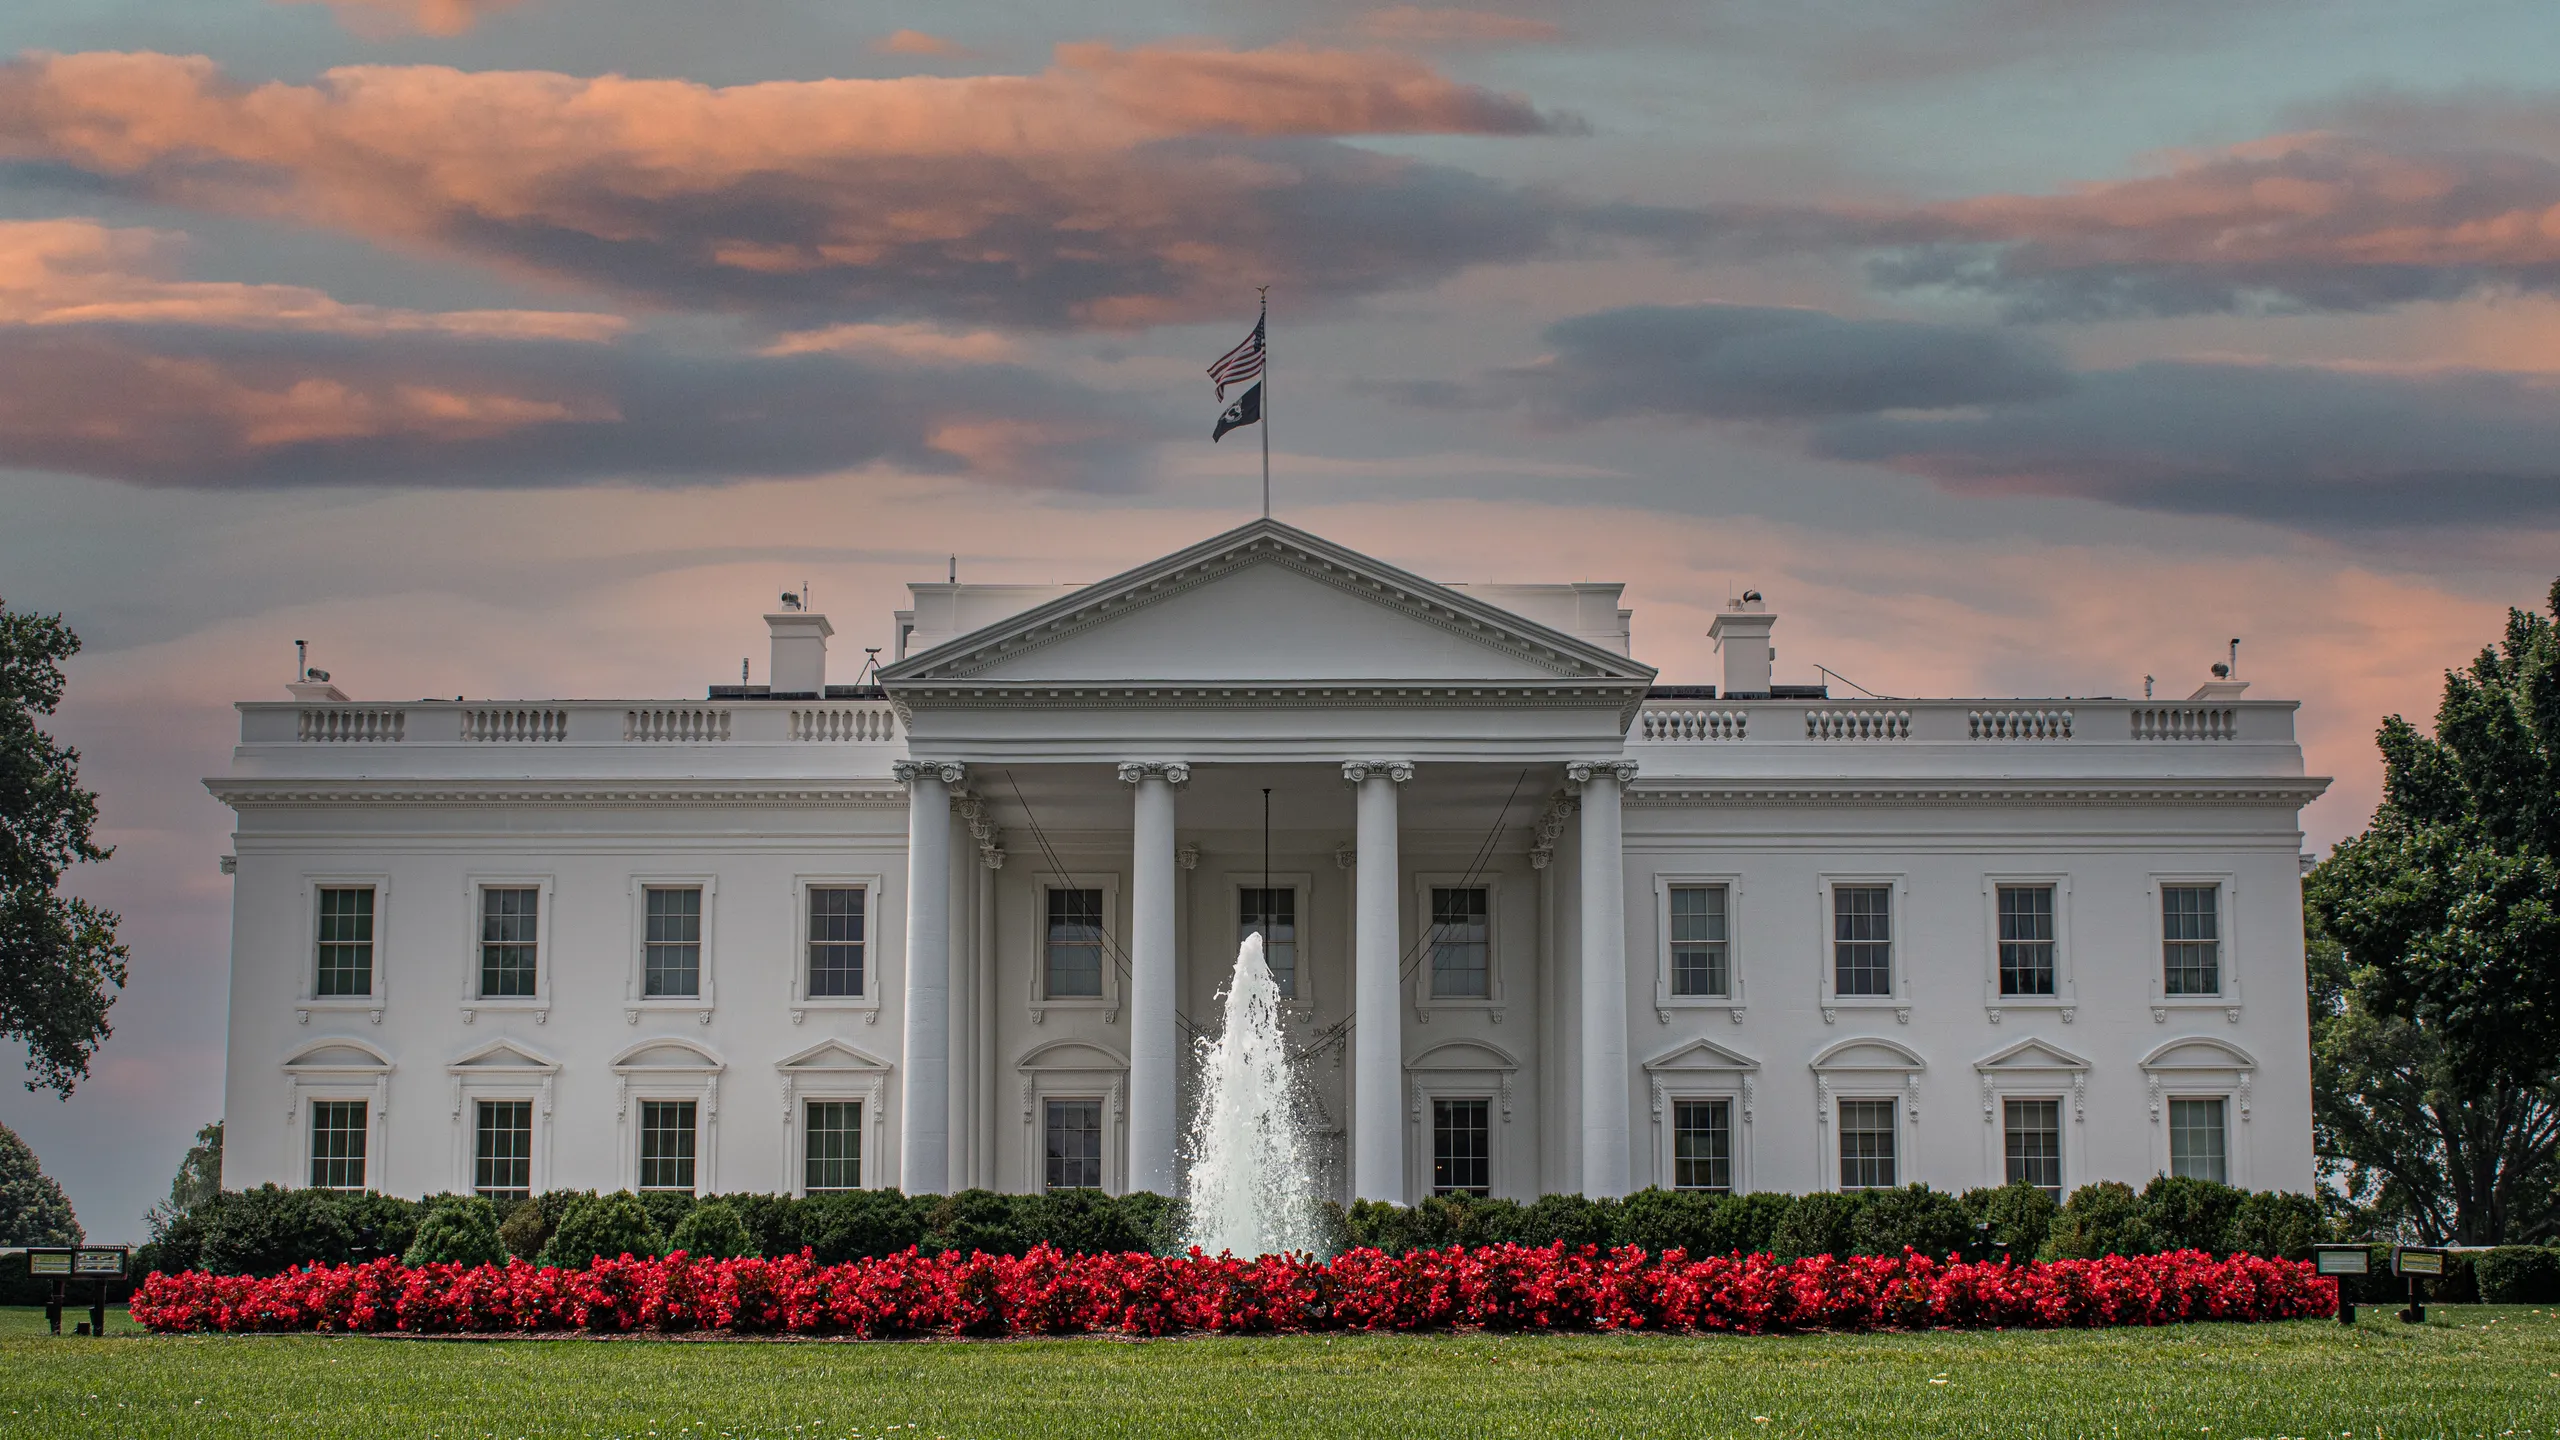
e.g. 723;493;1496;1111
766;610;833;696
1708;591;1776;697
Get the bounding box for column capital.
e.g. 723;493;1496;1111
1115;761;1192;788
1564;759;1639;788
892;759;965;786
1341;759;1415;785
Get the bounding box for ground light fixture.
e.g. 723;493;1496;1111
2393;1245;2447;1323
2312;1243;2372;1324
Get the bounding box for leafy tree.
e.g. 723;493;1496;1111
2309;576;2560;1244
0;1120;81;1244
144;1120;222;1240
0;599;127;1093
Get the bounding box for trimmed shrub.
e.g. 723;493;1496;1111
2042;1182;2158;1261
200;1185;359;1276
2142;1176;2248;1255
708;1193;808;1259
1113;1191;1188;1256
498;1198;552;1260
1342;1199;1416;1254
1517;1193;1617;1248
1849;1184;1974;1259
539;1191;664;1267
1963;1182;2059;1260
804;1188;922;1262
1709;1193;1795;1259
633;1189;696;1240
922;1189;1034;1256
2475;1246;2560;1304
404;1197;506;1267
1770;1192;1862;1261
668;1201;754;1259
2224;1190;2324;1262
1616;1188;1723;1258
1021;1189;1145;1256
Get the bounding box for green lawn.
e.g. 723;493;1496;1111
4;1304;2556;1439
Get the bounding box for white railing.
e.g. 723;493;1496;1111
1807;709;1911;741
299;708;404;742
465;707;567;742
2132;707;2235;741
790;705;897;741
1969;708;2073;740
625;707;731;742
1638;708;1748;741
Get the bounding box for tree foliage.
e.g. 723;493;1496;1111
0;598;126;1093
0;1120;81;1244
2308;576;2560;1244
145;1120;223;1239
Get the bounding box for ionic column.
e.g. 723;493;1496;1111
1567;759;1638;1199
894;759;963;1195
1344;759;1414;1203
1119;760;1189;1196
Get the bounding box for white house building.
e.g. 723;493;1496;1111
211;519;2325;1209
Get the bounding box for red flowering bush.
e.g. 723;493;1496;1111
129;1244;2333;1337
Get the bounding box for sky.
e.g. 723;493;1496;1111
2;0;2555;1240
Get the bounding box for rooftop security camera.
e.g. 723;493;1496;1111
780;591;803;611
2211;662;2230;679
1741;589;1762;604
305;667;330;682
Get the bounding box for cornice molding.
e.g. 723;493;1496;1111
204;779;909;810
1624;778;2332;808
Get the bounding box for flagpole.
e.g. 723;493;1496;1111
1258;287;1271;519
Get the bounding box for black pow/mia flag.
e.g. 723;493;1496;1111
1213;381;1262;441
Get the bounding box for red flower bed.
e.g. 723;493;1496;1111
129;1245;2333;1337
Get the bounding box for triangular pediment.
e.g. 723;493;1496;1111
880;520;1656;689
1644;1037;1760;1073
448;1038;559;1072
1974;1038;2090;1073
776;1039;891;1073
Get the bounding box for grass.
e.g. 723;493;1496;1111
3;1304;2556;1439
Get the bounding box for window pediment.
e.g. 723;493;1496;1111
775;1039;891;1074
284;1039;392;1073
2140;1037;2258;1073
1643;1037;1760;1074
1408;1039;1520;1073
1973;1038;2091;1073
1810;1037;1927;1073
1016;1040;1128;1073
610;1038;724;1073
447;1038;559;1073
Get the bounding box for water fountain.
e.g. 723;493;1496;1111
1182;932;1326;1257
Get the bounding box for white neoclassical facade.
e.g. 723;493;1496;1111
212;519;2325;1207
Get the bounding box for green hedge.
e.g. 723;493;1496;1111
133;1177;2355;1278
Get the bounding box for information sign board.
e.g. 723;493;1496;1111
28;1250;71;1276
2397;1247;2445;1276
74;1248;125;1276
2313;1246;2370;1276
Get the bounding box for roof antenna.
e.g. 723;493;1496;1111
949;554;957;585
742;657;750;685
295;639;307;682
2144;674;2155;700
2228;637;2240;679
859;647;883;687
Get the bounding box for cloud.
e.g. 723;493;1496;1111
0;217;624;339
759;323;1018;364
1346;8;1565;45
1412;301;2560;526
279;0;523;39
870;30;971;58
0;47;1592;327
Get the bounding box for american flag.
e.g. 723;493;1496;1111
1207;316;1265;399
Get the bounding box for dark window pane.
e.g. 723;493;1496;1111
1239;887;1298;999
1997;885;2057;996
807;887;866;998
1429;887;1490;999
1432;1098;1491;1196
1672;1099;1732;1192
1833;886;1893;997
2168;1098;2227;1183
804;1100;862;1193
1837;1098;1897;1190
479;887;540;997
2162;885;2221;995
1044;1100;1103;1191
638;1100;697;1191
1045;889;1105;999
315;887;375;997
2003;1098;2062;1197
644;886;702;998
308;1100;367;1190
474;1100;532;1201
1668;885;1729;997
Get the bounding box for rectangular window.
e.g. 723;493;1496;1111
1043;1099;1103;1191
479;887;540;998
314;886;376;998
1671;1099;1733;1192
1432;1097;1491;1196
1044;888;1106;999
2168;1098;2228;1183
1239;887;1299;1000
308;1100;368;1190
1837;1098;1897;1190
2162;885;2221;995
804;1100;862;1193
474;1099;532;1202
643;886;703;998
637;1100;697;1191
1997;885;2057;997
1668;885;1730;998
806;887;866;998
2003;1098;2063;1198
1428;887;1491;999
1833;885;1893;997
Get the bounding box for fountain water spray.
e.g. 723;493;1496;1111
1182;932;1325;1257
